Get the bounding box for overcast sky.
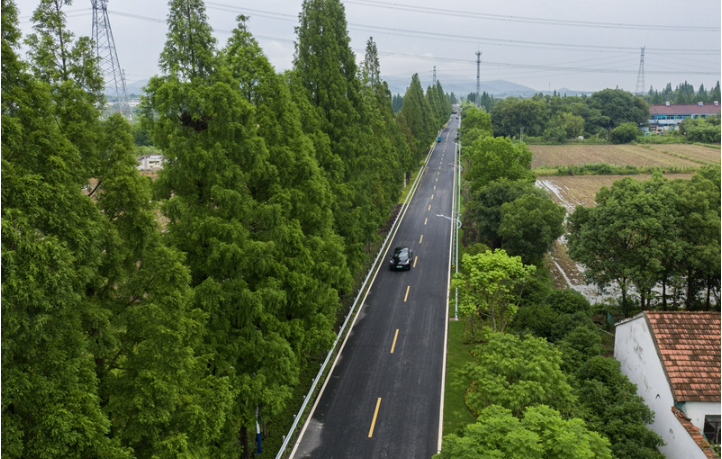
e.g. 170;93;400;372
13;0;722;95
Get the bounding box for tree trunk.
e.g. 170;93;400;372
706;276;712;311
662;280;667;311
241;425;249;459
686;269;695;309
469;312;475;342
620;281;628;317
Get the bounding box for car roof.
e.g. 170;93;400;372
394;247;409;253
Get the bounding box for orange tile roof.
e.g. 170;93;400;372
671;406;717;459
645;312;721;403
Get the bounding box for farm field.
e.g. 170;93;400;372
642;144;721;165
536;173;694;210
529;144;716;169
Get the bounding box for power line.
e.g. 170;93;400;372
93;9;720;78
344;0;720;31
203;3;720;55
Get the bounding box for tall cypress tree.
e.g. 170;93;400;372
24;0;104;184
401;73;435;155
142;2;334;456
293;0;386;271
2;2;124;456
223;13;354;429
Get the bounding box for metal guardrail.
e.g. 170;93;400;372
273;139;439;459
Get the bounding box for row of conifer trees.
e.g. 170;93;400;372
1;0;452;457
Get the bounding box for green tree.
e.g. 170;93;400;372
610;122;639;144
459;105;492;144
435;405;612;459
567;176;679;314
452;250;536;333
491;97;548;138
24;0;105;183
293;0;391;271
2;3;125;455
400;73;436;155
142;2;308;456
94;114;234;458
462;333;576;416
468;179;538;249
574;357;665;459
669;172;721;310
465;136;535;191
587;89;649;135
498;192;566;265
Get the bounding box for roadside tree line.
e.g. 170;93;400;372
1;0;451;457
438;107;666;459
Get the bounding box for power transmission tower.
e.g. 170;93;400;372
432;66;436;86
475;50;481;107
92;0;131;119
634;46;645;95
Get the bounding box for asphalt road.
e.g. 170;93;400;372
290;117;459;459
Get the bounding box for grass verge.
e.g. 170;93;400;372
533;163;698;176
442;319;477;437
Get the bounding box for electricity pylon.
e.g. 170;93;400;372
634;47;645;95
475;50;482;107
91;0;131;119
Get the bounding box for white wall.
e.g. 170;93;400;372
137;155;165;171
615;315;708;459
684;402;721;432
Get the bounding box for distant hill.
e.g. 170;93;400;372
382;76;590;99
105;79;150;97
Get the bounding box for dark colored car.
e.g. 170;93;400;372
389;247;413;271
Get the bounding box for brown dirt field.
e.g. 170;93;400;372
547;240;586;288
530;144;701;169
642;144;721;165
537;173;694;209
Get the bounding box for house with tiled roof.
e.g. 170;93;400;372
648;102;721;132
615;311;721;459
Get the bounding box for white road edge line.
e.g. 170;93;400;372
438;121;456;454
288;137;438;459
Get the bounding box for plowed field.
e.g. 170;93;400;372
529;143;717;169
536;173;694;210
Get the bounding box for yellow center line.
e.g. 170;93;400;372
436;178;438;182
368;398;382;437
413;256;418;267
431;194;434;200
434;185;436;190
428;205;431;211
419;234;423;244
437;172;440;175
390;329;399;353
438;166;441;169
424;218;427;225
404;285;410;302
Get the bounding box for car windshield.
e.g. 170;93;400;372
394;248;408;258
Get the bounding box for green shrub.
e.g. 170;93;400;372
610;123;639;144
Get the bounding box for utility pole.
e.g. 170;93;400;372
433;66;436;86
635;47;646;95
475;50;481;108
92;0;131;119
